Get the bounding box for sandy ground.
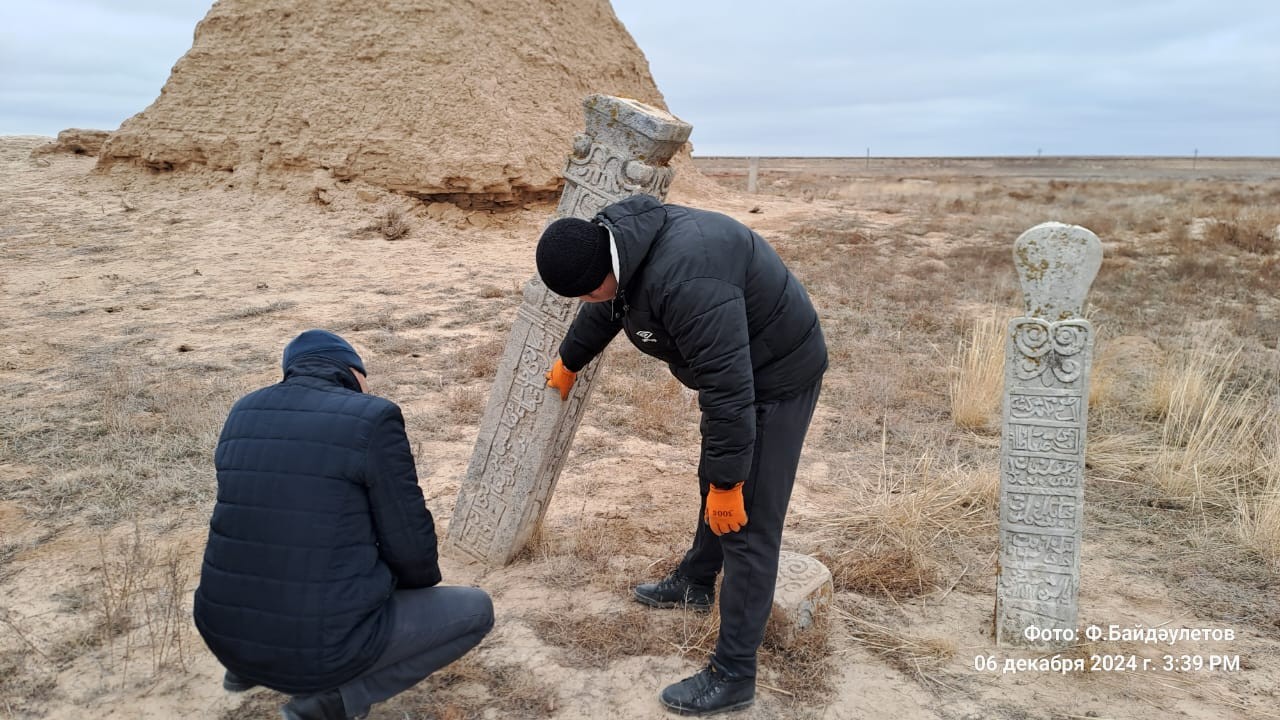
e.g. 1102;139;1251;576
1;136;1278;719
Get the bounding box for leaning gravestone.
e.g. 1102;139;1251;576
995;222;1102;647
446;95;692;565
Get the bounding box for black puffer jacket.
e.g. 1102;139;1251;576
559;194;828;489
193;355;440;695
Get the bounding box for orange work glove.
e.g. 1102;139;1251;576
545;358;577;401
705;482;748;535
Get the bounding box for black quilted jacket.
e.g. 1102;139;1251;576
558;194;828;489
193;355;440;694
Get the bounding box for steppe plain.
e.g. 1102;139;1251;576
1;140;1278;719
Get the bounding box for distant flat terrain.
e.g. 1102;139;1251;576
694;155;1280;182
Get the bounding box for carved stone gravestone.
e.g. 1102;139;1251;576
768;551;834;648
995;222;1102;647
446;95;692;565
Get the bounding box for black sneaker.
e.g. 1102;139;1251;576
280;689;351;720
634;571;715;611
660;663;755;716
222;670;257;693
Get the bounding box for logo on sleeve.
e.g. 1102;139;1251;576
635;330;658;343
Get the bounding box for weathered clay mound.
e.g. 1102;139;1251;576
31;128;111;157
97;0;698;207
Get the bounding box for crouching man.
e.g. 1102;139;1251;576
194;330;493;720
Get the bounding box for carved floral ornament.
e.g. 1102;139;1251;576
569;135;669;190
1012;318;1090;384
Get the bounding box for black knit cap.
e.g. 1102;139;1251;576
536;217;613;297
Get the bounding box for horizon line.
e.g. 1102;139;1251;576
693;154;1280;161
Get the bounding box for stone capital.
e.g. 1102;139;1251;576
1013;222;1102;321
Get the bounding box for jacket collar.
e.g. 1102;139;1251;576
283;355;363;392
595;194;666;292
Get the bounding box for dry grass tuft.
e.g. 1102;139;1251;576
449;337;505;379
529;605;670;667
1236;484;1280;570
367;206;411;240
93;525;192;681
758;609;836;702
948;315;1005;432
0;363;233;524
836;606;955;688
660;603;723;659
787;219;875;250
624;376;697;442
342;310;436;333
0;646;57;716
1202;208;1279;254
1086;430;1156;482
217;299;297;322
828;546;940;598
1088;359;1114;411
527;591;835;703
595;349;699;444
817;444;995;598
518;511;653;593
445;386;485;422
1148;342;1237;422
413;654;559;719
361;329;417;357
1148;343;1274;504
1235;427;1280;568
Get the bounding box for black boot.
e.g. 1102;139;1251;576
634;571;715;611
222;669;257;693
280;689;350;720
660;663;755;716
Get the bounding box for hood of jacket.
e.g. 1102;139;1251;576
283;354;363;392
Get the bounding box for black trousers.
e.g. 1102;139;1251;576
332;586;494;716
678;377;823;678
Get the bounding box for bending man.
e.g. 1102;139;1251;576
536;195;827;716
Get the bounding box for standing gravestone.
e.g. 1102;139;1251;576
995;222;1102;647
446;95;692;566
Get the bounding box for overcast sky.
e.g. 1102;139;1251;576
2;0;1277;156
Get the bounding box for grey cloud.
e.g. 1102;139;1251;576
59;0;212;21
0;0;203;133
613;0;1280;154
2;0;1276;155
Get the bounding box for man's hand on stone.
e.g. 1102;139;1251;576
545;358;577;401
705;482;748;535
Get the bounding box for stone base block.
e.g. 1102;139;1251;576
767;551;833;648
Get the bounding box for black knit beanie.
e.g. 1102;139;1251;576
536;217;613;297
